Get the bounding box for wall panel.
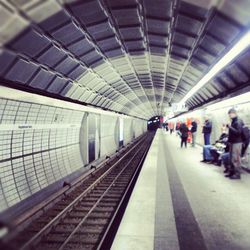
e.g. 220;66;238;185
133;119;146;138
123;118;133;145
100;115;118;157
0;98;84;213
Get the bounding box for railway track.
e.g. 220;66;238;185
4;132;154;250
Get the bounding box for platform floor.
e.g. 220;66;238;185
111;129;250;250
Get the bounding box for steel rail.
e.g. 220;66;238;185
58;140;146;250
96;134;153;250
19;134;148;250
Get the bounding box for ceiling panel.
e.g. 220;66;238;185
0;0;249;118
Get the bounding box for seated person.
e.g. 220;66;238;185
201;126;228;163
201;144;214;162
209;134;228;165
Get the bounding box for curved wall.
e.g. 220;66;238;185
0;97;84;212
0;88;147;214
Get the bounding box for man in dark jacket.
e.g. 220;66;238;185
191;118;197;147
225;108;244;179
202;118;212;145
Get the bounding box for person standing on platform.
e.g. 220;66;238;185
225;108;244;179
202;117;212;145
169;122;174;135
191;118;197;147
165;122;169;132
180;122;189;148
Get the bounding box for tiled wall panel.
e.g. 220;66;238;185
133;119;146;138
100;115;118;157
123;118;133;145
0;98;84;212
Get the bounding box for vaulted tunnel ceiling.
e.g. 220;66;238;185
0;0;250;119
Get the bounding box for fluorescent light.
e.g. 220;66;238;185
180;30;250;104
206;91;250;111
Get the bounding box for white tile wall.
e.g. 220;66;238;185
133;119;146;138
100;115;118;157
123;118;133;145
0;98;84;212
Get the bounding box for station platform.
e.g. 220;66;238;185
111;129;250;250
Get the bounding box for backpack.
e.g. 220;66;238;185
242;126;250;143
241;126;249;156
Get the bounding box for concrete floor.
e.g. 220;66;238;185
111;129;250;250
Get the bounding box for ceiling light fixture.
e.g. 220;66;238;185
180;30;250;104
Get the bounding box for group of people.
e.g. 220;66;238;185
173;119;198;148
201;108;249;180
165;108;249;180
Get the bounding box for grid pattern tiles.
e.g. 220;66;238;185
0;98;84;212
